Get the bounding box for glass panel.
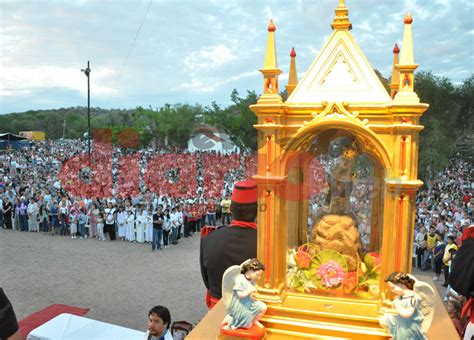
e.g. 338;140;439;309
286;130;383;300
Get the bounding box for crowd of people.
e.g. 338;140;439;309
412;156;473;337
1;139;472;337
0;139;254;251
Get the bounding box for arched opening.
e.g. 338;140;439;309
282;127;386;300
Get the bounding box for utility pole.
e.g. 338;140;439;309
81;61;92;165
62;112;66;139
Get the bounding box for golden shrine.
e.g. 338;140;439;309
250;1;428;338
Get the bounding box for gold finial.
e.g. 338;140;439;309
390;43;400;99
332;0;352;30
268;19;276;32
286;47;298;97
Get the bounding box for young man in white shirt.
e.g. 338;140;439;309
170;207;179;245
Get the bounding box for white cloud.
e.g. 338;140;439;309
178;70;258;94
0;65;117;97
0;0;471;114
184;45;237;73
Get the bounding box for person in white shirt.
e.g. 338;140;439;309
117;206;127;241
162;208;171;248
170;207;179;245
145;207;153;243
135;206;146;243
70;209;78;239
27;197;39;232
104;202;116;241
126;209;136;242
96;212;106;241
143;306;173;340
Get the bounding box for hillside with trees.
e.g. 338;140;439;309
1;73;471;181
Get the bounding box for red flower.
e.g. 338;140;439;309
343;271;358;293
295;251;312;269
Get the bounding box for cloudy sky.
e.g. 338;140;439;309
0;0;472;114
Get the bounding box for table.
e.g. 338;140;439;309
27;313;145;340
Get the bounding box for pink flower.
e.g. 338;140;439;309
317;261;345;288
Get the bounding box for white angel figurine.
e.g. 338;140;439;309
379;272;435;340
221;259;267;330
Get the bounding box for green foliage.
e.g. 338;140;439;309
1;73;471;172
415;71;472;180
204;89;258;152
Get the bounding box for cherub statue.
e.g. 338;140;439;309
221;259;267;330
379;272;435;340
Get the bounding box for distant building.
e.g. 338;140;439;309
187;126;239;154
19;131;45;141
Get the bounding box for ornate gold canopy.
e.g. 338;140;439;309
250;1;428;338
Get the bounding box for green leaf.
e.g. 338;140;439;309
364;253;375;271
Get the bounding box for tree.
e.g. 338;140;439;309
204;89;258;152
415;71;460;181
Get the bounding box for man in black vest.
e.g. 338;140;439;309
200;179;258;309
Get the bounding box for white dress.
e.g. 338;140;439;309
27;202;39;231
126;213;136;242
135;212;145;243
117;211;127;238
145;212;153;242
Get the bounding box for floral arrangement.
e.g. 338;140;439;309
287;244;381;299
354;252;381;299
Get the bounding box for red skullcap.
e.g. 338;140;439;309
231;179;257;204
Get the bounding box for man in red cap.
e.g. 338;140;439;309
200;179;258;309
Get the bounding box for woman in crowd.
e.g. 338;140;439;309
162;208;171;248
78;208;87;239
415;226;427;268
88;203;99;238
2;197;12;230
38;200;49;233
96;211;106;241
70;208;78;239
104;201;116;241
126;209;136;242
135;205;145;243
433;233;446;281
49;201;59;236
17;196;28;232
117;205;127;241
442;236;458;287
145;205;153;243
27;197;38;232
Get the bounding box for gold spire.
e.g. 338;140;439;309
258;19;282;104
263;20;278;70
394;13;419;103
399;13;414;65
390;43;400;99
286;47;298;97
331;0;352;31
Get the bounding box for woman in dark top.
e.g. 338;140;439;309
2;198;12;230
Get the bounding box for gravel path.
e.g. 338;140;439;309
0;228;208;331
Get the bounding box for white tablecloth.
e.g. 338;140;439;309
27;313;145;340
